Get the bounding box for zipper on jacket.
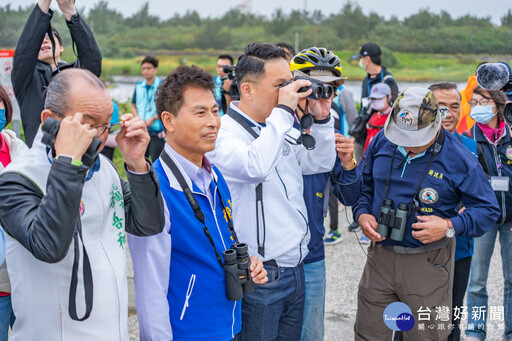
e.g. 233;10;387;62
208;185;228;251
275;168;289;200
180;274;196;320
492;145;507;224
58;304;63;341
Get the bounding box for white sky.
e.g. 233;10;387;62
1;0;509;25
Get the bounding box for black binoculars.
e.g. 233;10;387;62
282;75;335;100
41;117;101;169
376;199;409;242
223;243;254;301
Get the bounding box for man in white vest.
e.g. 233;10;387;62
0;68;165;341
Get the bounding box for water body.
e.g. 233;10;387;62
108;75;467;106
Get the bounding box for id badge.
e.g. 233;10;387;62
491;176;509;192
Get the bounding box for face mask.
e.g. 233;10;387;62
470;105;496;124
371;98;387;111
0;109;6;131
359;58;366;70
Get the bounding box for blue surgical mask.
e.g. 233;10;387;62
0;109;6;131
470;105;496;124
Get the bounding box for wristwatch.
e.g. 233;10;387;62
56;155;83;167
445;218;455;238
66;13;79;25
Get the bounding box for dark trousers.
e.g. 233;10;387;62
145;134;165;162
328;185;339;231
241;262;305;341
448;256;472;341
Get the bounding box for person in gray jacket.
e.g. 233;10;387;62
0;69;164;341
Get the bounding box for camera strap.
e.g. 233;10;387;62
226;107;266;257
68;219;93;321
160;151;238;267
383;128;446;215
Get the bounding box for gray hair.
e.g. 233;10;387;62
428;82;461;100
44;68;106;117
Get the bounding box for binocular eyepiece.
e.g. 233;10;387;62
223;242;254;301
376;199;409;242
281;75;335;100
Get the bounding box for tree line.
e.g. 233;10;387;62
1;1;511;58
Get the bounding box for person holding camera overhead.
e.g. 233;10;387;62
128;65;267;341
0;68;165;340
207;42;336;340
463;85;512;341
352;87;499;340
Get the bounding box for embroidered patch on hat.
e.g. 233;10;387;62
398;111;415;127
419;188;438;205
79;200;85;217
506;145;512;160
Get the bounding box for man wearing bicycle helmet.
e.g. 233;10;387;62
290;47;361;341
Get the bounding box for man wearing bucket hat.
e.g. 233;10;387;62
352;87;499;340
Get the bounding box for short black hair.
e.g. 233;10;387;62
428;82;461;99
217;54;234;65
156;65;214;121
276;42;295;59
235;42;288;86
141;56;159;68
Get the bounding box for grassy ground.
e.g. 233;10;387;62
100;51;494;82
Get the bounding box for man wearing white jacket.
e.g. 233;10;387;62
208;42;336;341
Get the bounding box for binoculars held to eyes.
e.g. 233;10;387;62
41;117;101;169
223;243;254;301
282;75;335;100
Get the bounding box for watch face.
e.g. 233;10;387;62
446;229;455;238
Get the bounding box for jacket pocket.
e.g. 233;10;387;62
180;274;196;320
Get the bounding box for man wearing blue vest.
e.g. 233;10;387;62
131;56;164;161
128;65;267;341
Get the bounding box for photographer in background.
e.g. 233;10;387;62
128;65;267;341
208;42;335;340
0;68;164;340
214;54;235;116
12;0;102;147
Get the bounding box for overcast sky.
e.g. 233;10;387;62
2;0;509;25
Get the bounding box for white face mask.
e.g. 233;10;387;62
359;58;366;70
371;98;387;111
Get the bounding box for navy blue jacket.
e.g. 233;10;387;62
467;123;512;225
453;132;478;261
353;130;500;248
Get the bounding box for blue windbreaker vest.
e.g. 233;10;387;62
134;77;163;133
153;159;241;341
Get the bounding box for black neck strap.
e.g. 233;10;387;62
160;151;238;266
383;128;446;211
226;106;266;257
68;220;93;321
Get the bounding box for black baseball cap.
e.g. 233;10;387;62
352;43;382;59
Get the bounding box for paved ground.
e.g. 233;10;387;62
126;204;507;341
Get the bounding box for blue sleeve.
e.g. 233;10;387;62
351;143;376;222
330;157;361;206
451;162;500;237
132;88;137;104
0;227;5;266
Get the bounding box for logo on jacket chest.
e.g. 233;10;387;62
419;187;438;205
506;145;512;160
283;143;291;156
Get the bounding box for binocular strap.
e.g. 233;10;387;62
68;219;94;321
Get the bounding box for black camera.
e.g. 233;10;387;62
376;199;409;242
281;75;335;100
41;117;101;169
223;242;254;301
221;65;240;101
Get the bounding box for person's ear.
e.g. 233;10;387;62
59;45;64;57
239;82;253;100
161;111;175;133
41;109;55;123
